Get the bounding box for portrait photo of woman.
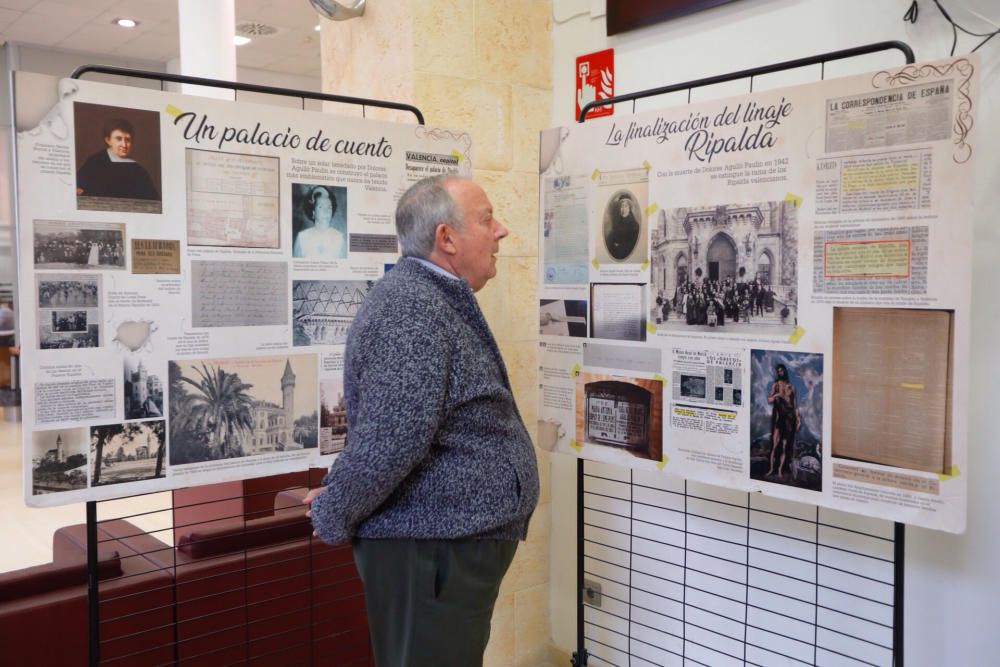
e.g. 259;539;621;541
292;184;348;259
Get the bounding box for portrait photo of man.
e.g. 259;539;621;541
74;102;162;214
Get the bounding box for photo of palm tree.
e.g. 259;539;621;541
90;420;165;486
169;354;318;466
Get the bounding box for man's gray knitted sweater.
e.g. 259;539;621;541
309;257;539;544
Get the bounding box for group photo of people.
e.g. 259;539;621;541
34;226;126;270
50;311;87;333
655;276;783;328
37;279;99;309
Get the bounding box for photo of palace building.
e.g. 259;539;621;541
124;358;163;420
650;201;798;333
169;355;318;465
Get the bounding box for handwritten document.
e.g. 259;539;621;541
191;260;288;328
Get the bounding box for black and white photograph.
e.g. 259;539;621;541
292;183;348;259
37;274;102;350
540;299;588;337
34;220;126;270
750;349;823;491
124;356;164;420
724;368;733;384
169;354;318;466
650;200;799;335
31;428;88;495
39;323;100;349
680;374;706;399
74;102;162;214
733;389;742;406
90;420;166;487
320;378;347;455
293;280;372;346
38;277;99;308
50;310;87;332
593;168;649;265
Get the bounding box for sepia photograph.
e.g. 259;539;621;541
575;371;663;462
169;354;318;466
293;280;372;346
34;220;126;270
292;183;348;259
650;200;799;335
31;428;88;495
90;420;166;486
320;377;347;455
593;168;649;265
75;102;162;214
124;356;164;420
750;349;823;491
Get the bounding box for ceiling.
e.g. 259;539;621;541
0;0;323;78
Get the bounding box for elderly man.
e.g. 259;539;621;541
306;175;539;667
76;118;159;200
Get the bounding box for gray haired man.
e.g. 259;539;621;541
306;175;539;666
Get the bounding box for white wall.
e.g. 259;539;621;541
548;1;1000;664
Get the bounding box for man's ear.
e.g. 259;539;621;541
435;223;459;256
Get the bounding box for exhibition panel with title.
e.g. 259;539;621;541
537;55;977;533
15;72;469;507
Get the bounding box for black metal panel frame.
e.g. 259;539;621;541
573;41;915;667
71;65;425;124
67;64;425;667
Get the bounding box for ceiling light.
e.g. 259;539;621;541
234;35;252;46
113;18;139;28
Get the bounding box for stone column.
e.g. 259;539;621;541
176;0;236;98
321;2;554;665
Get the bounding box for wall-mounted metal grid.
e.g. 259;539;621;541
580;460;901;667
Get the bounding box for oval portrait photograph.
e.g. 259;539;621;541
602;190;642;261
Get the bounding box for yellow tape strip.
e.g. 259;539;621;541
656;455;669;470
645;203;658;216
938;465;960;481
646;322;657;334
450;149;463;162
570;363;581;377
591;258;600;269
784;192;803;208
788;326;805;344
900;382;925;390
164;104;184;118
652;373;666;383
642;160;651;170
570;439;582;452
591;169;600;181
641;260;649;270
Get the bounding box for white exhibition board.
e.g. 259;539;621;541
536;56;978;533
16;72;470;506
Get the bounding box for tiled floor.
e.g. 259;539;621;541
0;418;173;573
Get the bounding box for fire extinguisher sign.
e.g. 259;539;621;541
575;48;614;121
